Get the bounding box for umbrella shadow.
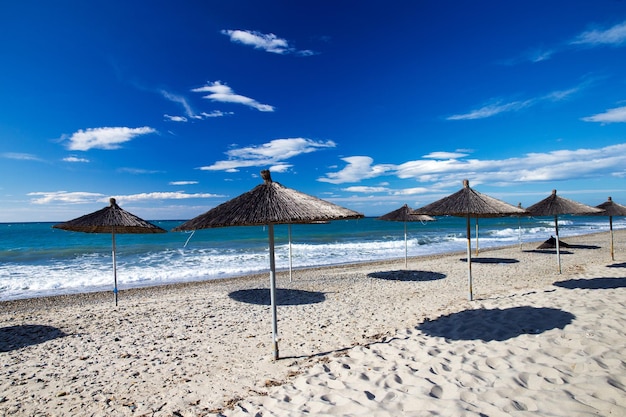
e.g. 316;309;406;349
0;324;67;353
553;277;626;290
523;249;574;255
459;257;519;264
607;262;626;268
229;288;326;306
367;270;446;282
417;306;575;342
566;244;601;250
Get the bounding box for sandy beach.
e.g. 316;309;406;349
1;230;625;416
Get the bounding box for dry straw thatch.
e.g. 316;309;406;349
53;198;166;234
173;170;362;231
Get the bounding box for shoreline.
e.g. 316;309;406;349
0;228;613;308
1;229;624;416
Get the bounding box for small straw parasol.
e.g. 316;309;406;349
414;179;526;301
591;197;626;261
377;204;435;268
173;170;363;360
526;190;603;273
53;198;167;305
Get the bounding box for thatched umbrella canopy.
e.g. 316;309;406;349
173;170;363;360
53;198;166;305
414;179;526;301
377;204;435;268
526;190;603;273
592;197;626;261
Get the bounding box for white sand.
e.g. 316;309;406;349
1;231;625;416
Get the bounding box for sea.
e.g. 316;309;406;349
1;215;624;301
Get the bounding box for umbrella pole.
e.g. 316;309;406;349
112;231;118;306
555;215;561;274
288;224;293;282
466;215;473;301
268;224;279;360
610;216;614;261
404;221;408;269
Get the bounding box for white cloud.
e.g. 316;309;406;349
221;29;316;56
582;106;626;123
63;156;90;163
65;127;156;151
319;143;626;186
268;163;292;173
201;110;234;118
117;167;163;175
318;156;395;184
164;114;188;122
28;191;105;204
342;186;389;193
169;181;199;186
200;138;336;171
423;151;469;159
571;20;626;46
109;192;223;203
191;81;274;112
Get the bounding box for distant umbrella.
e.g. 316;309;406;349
377;204;435;268
592;197;626;261
526;190;603;273
173;170;363;360
414;179;526;301
53;198;166;305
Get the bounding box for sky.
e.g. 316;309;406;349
1;1;626;222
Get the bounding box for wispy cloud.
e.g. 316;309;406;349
160;90;200;119
169;181;199;186
109;191;223;203
582;105;626;123
28;191;105;204
64;127;156;151
1;152;42;161
164;114;188;122
200;138;336;172
192;81;274;112
221;29;316;56
117;167;163;175
446;84;584;120
570;20;626;46
63;156;90;163
318;143;626;187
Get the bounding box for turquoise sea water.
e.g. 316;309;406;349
1;215;623;301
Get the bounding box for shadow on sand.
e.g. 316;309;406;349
459;257;519;264
229;288;326;306
417;306;575;342
523;249;574;255
553;277;626;290
0;324;67;353
367;270;446;282
607;262;626;268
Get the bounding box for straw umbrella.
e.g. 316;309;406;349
592;197;626;261
526;190;603;273
377;204;435;268
53;198;167;305
414;179;526;301
173;170;363;360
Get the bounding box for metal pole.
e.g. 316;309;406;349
268;224;279;360
288;224;293;282
466;215;473;301
404;221;408;269
610;216;614;261
555;215;561;274
475;218;479;256
112;231;118;306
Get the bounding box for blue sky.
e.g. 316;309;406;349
1;1;626;222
